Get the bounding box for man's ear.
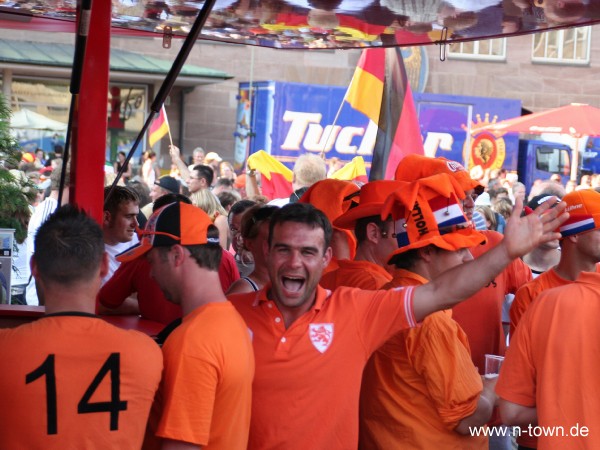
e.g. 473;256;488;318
99;252;109;279
103;210;111;226
418;246;435;263
171;245;187;267
366;222;381;244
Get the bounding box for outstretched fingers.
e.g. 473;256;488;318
532;197;568;244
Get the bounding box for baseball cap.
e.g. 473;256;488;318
204;152;222;163
117;202;219;263
333;180;404;230
383;173;486;263
558;189;600;238
395;155;482;193
154;175;180;194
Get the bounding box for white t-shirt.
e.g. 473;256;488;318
102;234;140;286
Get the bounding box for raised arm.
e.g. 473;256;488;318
412;197;568;322
169;144;190;180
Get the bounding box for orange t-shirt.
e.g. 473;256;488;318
360;270;486;449
228;284;417;450
0;314;162;449
149;302;254;450
452;230;532;372
496;272;600;450
510;265;600;338
319;259;392;290
382;268;427;289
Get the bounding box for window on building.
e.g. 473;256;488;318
532;26;591;65
448;38;506;61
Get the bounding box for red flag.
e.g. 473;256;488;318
148;106;170;148
247;150;293;200
346;48;423;180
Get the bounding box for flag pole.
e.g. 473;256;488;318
162;105;174;146
106;0;216;205
319;63;358;160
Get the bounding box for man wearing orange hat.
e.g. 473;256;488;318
227;192;567;450
320;180;404;290
118;201;254;450
359;173;494;449
511;189;600;335
395;155;533;373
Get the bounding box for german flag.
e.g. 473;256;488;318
247;150;293;200
345;48;423;181
148;106;170;148
330;156;368;183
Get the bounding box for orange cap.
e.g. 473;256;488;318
383;173;486;264
559;189;600;237
395;155;481;192
333;180;404;230
117;202;218;263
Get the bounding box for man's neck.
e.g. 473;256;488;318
180;270;227;316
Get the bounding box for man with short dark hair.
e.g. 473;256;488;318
0;205;162;448
119;202;254;449
102;185;140;284
187;164;213;194
228;198;567;450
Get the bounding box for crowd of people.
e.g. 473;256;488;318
4;146;600;450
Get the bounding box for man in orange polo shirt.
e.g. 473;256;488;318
320;180;403;290
228;189;567;450
360;173;493;449
497;272;600;449
118;202;254;450
395;155;533;372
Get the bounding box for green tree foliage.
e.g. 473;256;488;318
0;94;35;244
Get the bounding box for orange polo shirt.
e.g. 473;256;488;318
497;272;600;450
319;259;393;290
452;230;532;373
360;270;486;449
228;284;417;450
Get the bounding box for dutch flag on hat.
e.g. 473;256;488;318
429;195;467;229
560;215;595;237
394;218;409;248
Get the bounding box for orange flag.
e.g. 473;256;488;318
247;150;293;200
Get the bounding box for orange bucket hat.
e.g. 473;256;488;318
382;173;486;264
559;189;600;237
333;180;404;230
395;154;482;193
299;179;360;258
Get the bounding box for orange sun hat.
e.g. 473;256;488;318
333;180;405;230
382;173;487;264
395;154;483;193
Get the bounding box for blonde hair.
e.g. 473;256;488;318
292;154;326;189
190;189;227;221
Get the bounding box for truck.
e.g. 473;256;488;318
234;81;581;191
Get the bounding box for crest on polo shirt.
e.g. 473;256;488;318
309;323;334;353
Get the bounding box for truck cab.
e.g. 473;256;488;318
518;139;572;187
